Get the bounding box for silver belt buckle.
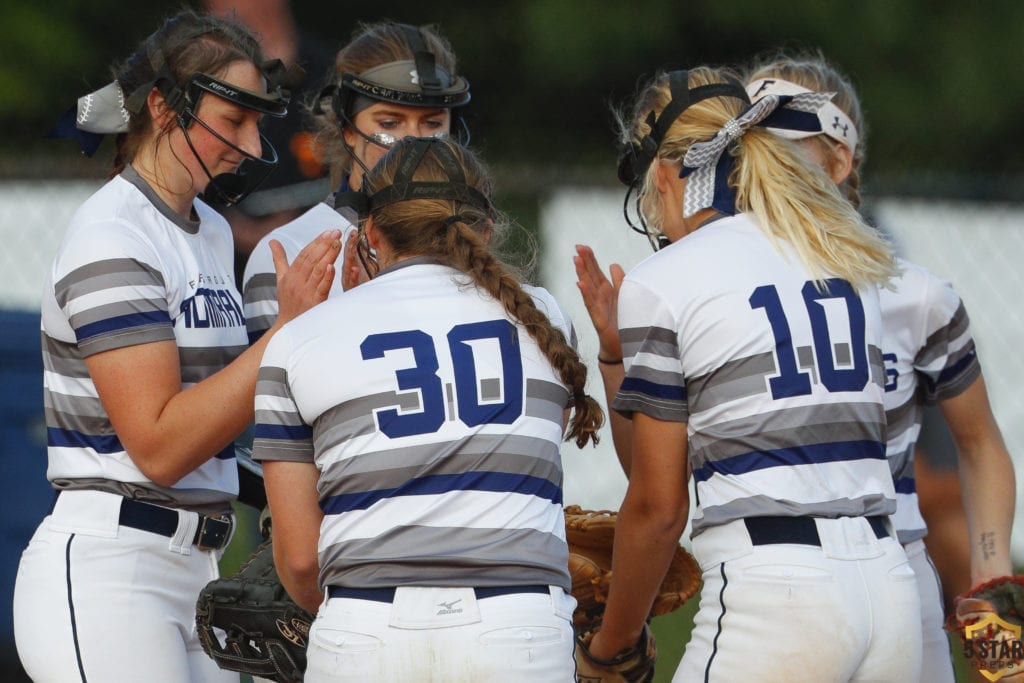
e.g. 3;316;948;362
196;514;232;551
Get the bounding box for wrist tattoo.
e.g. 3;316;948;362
980;531;997;561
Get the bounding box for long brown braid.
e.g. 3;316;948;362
362;137;604;447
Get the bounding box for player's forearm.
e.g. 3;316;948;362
593;497;686;657
599;362;633;474
133;330;280;485
958;437;1016;584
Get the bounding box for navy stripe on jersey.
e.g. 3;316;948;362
254;423;315;441
692;440;886;482
322;470;562;515
75;309;172;344
921;346;980;401
48;427;123;453
895;477;916;494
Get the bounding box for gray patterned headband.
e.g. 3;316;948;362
679;91;836;218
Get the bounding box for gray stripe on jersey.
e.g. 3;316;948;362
79;324;174;356
317;435;561;495
312;391;425;443
695;493;896;536
312;379;568;445
41;334;90;378
884;394;921;447
620;324;678;359
868;345;886;388
54;258;166;308
525;378;571;416
889;443;915;481
252;438;314;462
44;393;112;435
915;302;969;367
686;352;777;413
179;344;247;385
319;525;570;591
689;401;885;463
254;365;312;458
613;390;688;422
243;272;277;302
53;479;233;516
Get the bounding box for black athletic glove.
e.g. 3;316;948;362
196;539;314;683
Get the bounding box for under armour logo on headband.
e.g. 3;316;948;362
679;91;835;218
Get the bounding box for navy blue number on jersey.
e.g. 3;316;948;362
750;278;868;399
361;319;525;438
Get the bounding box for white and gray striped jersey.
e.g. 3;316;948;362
39;167;244;512
254;258;575;591
612;213;894;536
241;202;357;343
879;258;980;543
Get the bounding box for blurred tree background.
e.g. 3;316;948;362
2;0;1022;197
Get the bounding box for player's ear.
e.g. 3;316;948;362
146;88;175;130
829;143;854;185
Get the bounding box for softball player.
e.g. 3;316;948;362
242;21;470;343
253;137;601;682
746;54;1016;683
584;67;922;682
13;11;339;682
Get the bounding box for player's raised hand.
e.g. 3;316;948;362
271;229;342;325
574;244;626;361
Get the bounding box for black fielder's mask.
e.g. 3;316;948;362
126;58;296;206
616;70;749;250
334;136;492;278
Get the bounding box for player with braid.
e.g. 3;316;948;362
746;52;1016;683
13;9;339;682
253;136;601;682
578;66;922;681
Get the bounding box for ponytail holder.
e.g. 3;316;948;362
443;214;466;229
573;391;588;402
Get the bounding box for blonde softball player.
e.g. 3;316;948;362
747;54;1016;683
578;66;921;682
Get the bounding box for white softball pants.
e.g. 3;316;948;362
13;489;238;683
674;515;922;683
905;539;956;683
305;585;577;682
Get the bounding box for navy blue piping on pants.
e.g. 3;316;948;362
65;534;88;683
705;562;727;683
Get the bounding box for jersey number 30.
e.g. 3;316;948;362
750;278;868;399
360;319;524;438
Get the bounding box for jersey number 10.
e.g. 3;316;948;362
749;278;868;399
361;319;524;438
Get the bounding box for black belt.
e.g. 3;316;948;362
327;585;550;603
743;516;888;546
118;497;233;551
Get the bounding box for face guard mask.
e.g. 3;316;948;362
316;25;472;181
167;64;291;206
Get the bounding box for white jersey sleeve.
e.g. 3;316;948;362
879;259;981;542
